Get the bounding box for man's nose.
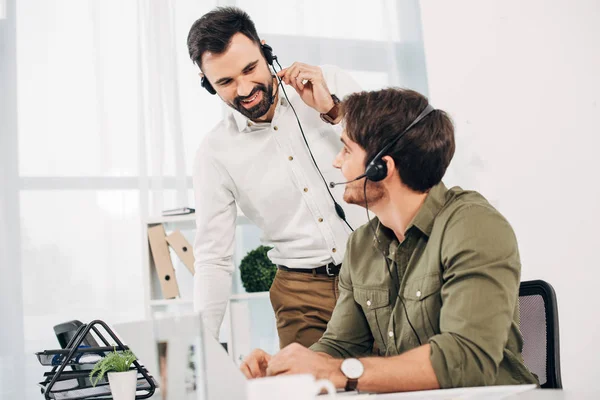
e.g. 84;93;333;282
332;151;342;169
237;79;255;98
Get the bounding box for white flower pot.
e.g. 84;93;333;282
108;370;137;400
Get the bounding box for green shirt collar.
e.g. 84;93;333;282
372;182;449;257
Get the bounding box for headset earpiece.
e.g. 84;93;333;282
261;43;275;66
201;75;217;95
365;159;388;182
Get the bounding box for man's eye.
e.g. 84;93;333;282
220;80;232;86
245;66;256;74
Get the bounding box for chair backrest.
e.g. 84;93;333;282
518;280;562;389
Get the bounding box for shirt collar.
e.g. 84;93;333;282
407;181;448;237
371;181;449;254
232;95;289;133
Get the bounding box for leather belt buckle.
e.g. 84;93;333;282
325;264;335;277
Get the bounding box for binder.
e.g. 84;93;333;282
161;207;195;216
165;230;195;275
147;224;180;299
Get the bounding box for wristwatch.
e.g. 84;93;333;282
341;358;364;392
320;94;341;124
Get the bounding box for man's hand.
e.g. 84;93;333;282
240;348;272;379
276;63;335;113
266;343;342;382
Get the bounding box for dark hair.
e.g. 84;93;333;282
187;7;260;69
341;88;455;193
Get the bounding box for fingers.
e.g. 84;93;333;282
266;356;289;377
266;343;302;376
240;349;271;379
276;68;288;79
295;70;320;90
240;360;253;379
276;62;321;87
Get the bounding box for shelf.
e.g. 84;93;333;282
149;292;269;307
145;211;252;225
146;214;196;224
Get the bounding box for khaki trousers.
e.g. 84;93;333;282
269;268;340;349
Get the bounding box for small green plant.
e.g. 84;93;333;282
239;245;277;292
89;347;137;386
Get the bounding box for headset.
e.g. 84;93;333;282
330;103;435;187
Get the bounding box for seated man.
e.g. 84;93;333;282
240;88;538;393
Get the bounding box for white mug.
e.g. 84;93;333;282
247;374;336;400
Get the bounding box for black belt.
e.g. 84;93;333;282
277;263;341;277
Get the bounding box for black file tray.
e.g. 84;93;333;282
37;320;158;400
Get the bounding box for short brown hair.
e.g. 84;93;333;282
342;88;455;193
187;7;260;69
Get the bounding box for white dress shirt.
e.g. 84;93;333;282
192;65;366;338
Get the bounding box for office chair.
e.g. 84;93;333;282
518;280;562;388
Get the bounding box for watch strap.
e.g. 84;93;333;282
320;94;341;124
345;378;358;392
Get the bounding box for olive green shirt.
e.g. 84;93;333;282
310;182;538;388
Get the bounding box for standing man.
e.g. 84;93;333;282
187;7;364;347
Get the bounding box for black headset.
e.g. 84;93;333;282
362;103;436;182
200;43;275;95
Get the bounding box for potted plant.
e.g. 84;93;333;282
239;245;277;292
89;348;138;400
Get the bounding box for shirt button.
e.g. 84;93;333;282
332;248;337;253
288;156;293;161
416;290;422;298
303;187;308;192
273;126;278;131
388;331;394;338
366;300;372;307
318;218;323;223
247;121;252;127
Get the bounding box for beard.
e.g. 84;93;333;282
343;179;386;208
231;81;274;120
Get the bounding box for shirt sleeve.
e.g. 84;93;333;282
320;64;362;100
310;235;374;358
192;146;237;339
428;204;522;388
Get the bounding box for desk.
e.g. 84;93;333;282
338;388;599;400
506;390;599;400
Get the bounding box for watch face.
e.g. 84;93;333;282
341;358;364;380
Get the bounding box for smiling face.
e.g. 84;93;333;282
333;129;386;207
201;33;275;121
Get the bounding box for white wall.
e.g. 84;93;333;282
420;0;600;388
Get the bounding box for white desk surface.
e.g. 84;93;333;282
506;390;599;400
337;389;598;400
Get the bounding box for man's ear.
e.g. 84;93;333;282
261;39;266;45
198;72;204;78
382;155;397;181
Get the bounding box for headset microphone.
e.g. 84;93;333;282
329;173;367;188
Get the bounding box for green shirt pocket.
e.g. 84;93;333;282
403;274;442;341
354;287;391;355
